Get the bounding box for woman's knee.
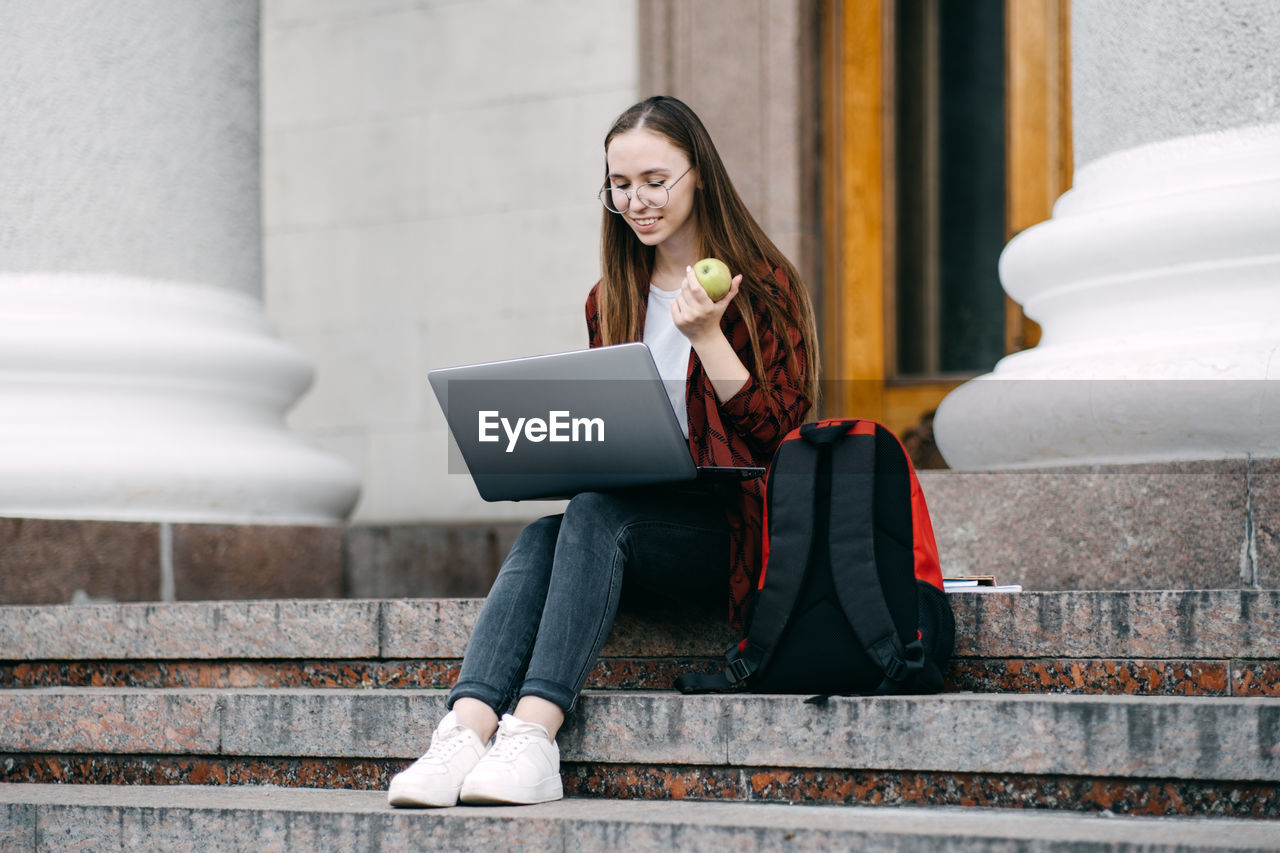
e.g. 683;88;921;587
489;515;563;590
562;491;629;530
505;515;562;558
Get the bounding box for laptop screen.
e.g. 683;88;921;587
429;343;699;501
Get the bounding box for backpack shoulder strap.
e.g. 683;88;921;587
675;430;822;693
811;421;925;693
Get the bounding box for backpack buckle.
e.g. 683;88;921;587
725;655;753;685
882;657;907;683
874;637;926;684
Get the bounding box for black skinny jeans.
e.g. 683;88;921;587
448;488;730;713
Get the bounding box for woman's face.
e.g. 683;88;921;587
604;128;698;250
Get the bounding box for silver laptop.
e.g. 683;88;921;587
428;342;765;501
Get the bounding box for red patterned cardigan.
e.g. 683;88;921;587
584;273;813;628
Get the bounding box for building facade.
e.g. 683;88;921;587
3;0;1276;601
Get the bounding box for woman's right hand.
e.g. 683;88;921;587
673;266;750;401
671;265;741;348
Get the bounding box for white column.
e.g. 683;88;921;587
933;0;1280;469
0;1;359;522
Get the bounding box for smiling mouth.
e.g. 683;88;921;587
631;216;660;226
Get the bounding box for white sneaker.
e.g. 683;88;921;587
387;711;489;808
458;714;563;805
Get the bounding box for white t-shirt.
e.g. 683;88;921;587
643;284;693;438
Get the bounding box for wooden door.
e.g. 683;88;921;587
820;0;1071;460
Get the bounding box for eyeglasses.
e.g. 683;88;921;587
598;166;693;214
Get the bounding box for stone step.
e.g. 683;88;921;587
3;785;1278;853
2;689;1277;817
2;591;1277;696
916;461;1280;592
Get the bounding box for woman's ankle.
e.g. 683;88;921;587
452;697;500;742
512;695;566;741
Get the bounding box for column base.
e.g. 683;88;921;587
0;274;360;524
935;123;1280;469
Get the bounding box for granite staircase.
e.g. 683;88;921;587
1;588;1278;850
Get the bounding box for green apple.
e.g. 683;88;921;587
692;257;732;301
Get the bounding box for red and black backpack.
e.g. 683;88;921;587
677;419;955;696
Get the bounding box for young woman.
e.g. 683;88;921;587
388;95;819;808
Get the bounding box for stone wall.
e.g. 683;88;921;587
261;0;641;524
638;0;822;293
261;0;824;530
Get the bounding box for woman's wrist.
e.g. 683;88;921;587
691;328;750;401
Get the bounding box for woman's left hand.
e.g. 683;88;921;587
671;265;742;346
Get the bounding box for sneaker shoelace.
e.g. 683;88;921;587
487;722;544;761
415;725;472;764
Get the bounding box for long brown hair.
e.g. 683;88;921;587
598;95;820;415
